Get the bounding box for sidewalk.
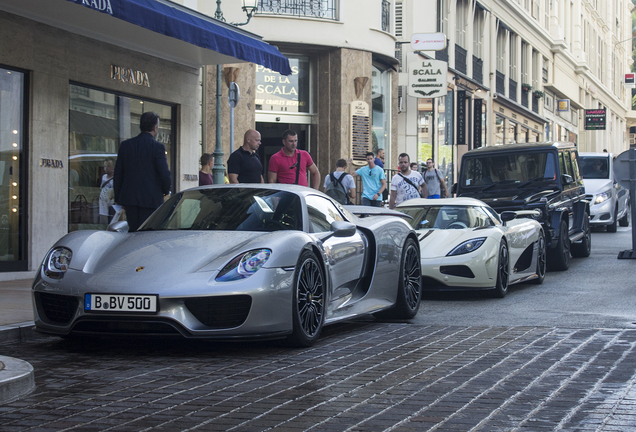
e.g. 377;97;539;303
0;278;39;404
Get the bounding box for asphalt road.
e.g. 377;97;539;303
1;226;636;431
415;225;636;329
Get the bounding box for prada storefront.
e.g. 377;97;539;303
0;0;289;279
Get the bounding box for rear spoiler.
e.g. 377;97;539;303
345;205;412;219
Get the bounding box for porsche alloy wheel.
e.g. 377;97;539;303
531;231;547;284
288;250;325;347
376;238;422;319
492;239;509;298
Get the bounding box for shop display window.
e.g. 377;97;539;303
68;84;175;232
0;66;26;270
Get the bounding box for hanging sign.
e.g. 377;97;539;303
557;99;570;112
408;60;448;98
411;33;447;51
625;73;635;87
584;109;606;130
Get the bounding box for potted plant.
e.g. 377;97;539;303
532;90;545;99
521;83;532;92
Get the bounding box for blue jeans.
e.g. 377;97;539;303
427;194;440;199
361;197;382;207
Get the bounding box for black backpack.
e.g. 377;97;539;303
325;172;349;204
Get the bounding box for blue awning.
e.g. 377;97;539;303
0;0;291;74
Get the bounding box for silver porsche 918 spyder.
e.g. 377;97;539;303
397;198;546;298
33;184;422;346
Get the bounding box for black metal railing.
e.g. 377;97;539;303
435;40;449;62
509;78;517;102
257;0;338;20
521;90;528;107
472;56;483;84
496;71;505;95
455;45;467;74
382;0;391;32
532;96;539;113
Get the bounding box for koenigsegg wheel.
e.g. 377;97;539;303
620;202;631;227
571;212;591;258
530;231;547;284
287;250;325;347
491;239;509;298
547;220;570;271
607;205;618;233
375;238;422;319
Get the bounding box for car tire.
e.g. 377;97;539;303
547;220;570;271
530;231;547;284
491;239;510;298
287;250;325;348
571;212;592;258
620;202;631;227
375;238;422;319
607;205;618;232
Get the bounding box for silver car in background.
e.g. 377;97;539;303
579;152;630;232
32;184;421;347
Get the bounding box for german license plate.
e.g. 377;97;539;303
84;294;158;313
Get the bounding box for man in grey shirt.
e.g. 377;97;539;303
423;158;448;199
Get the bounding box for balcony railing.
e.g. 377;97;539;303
496;71;505;95
257;0;338;20
532;96;539;113
472;56;483;84
435;40;449;62
455;45;467;75
509;78;517;103
382;0;391;32
521;89;528;107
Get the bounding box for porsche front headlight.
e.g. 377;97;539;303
594;190;611;204
447;238;487;256
43;247;73;279
216;249;271;282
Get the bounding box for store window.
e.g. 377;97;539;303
372;62;391;166
0;66;27;271
438;92;454;185
417;99;433;167
255;56;310;113
508;121;518;144
495;115;505;144
68;84;175;232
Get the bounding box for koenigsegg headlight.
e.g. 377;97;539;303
43;247;73;279
446;238;487;256
594;190;611;204
216;249;271;282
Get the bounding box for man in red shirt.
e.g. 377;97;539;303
268;130;321;189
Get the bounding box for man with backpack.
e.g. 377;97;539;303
324;159;356;204
424;158;449;199
389;153;427;209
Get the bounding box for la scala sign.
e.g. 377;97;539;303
408;60;447;98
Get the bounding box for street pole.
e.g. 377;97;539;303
212;64;225;185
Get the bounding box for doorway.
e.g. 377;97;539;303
256;122;310;178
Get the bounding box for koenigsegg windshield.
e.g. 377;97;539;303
461;152;557;190
139;188;302;232
398;205;495;230
579;156;610;179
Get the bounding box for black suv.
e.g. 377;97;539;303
454;142;591;271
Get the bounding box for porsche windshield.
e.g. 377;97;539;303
140;188;302;232
398;205;495;230
579;156;610;179
461;152;557;190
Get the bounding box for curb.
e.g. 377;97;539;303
0;321;45;346
0;355;34;405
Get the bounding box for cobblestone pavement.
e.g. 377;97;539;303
1;321;636;431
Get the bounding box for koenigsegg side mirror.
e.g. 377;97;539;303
500;211;516;226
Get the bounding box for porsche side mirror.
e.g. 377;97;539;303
331;221;357;237
500;211;516;226
107;221;129;233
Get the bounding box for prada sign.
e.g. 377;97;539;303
71;0;113;15
111;65;150;88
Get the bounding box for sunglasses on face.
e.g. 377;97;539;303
289;162;298;169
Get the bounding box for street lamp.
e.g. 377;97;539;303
212;0;258;185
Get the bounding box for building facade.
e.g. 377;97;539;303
181;0;400;178
397;0;633;186
0;0;288;280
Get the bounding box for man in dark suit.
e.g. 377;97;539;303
114;111;171;232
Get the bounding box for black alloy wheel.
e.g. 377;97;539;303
530;231;547;284
607;205;618;233
571;213;591;258
492;239;510;298
547;220;570;271
287;250;325;347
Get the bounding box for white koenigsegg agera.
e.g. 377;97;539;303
396;197;546;297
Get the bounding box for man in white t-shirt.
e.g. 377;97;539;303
389;153;427;209
324;159;356;204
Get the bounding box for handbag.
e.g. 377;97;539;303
70;194;90;224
